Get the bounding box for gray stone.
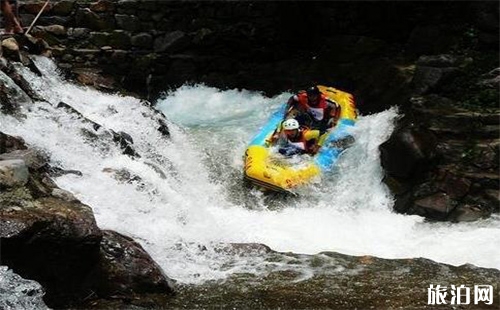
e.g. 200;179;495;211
89;32;111;47
51;188;78;202
0;160;29;187
131;33;153;49
151;12;164;23
414;192;457;219
1;38;20;62
76;8;115;31
67;28;91;39
91;230;174;297
154;31;187;53
437;171;471;199
42;25;67;36
115;14;141;32
90;0;116;13
478;67;500;88
38;16;71;27
0;133;26;154
51;0;75;16
137;10;151;22
0;71;33;110
447;204;489;222
117;0;137;11
412;66;458;95
109;30;131;49
0;150;47;170
380;125;438;179
61;54;74;62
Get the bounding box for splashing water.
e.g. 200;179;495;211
1;57;499;285
0;267;49;310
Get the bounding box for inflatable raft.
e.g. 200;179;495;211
244;85;357;193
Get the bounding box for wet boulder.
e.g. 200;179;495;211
0;132;27;154
380;123;438;180
0;159;29;188
90;230;174;299
0;149;48;171
154;31;189;53
0;70;32;112
1;37;21;62
448;204;490;222
0;193;102;308
413;192;457;220
162;249;500;309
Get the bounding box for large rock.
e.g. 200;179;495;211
90;0;116;13
115;14;141;32
414;192;457;219
154;31;189;53
448;204;490;222
380;123;438;180
89;31;111;47
109;30;131;49
22;2;53;15
76;8;115;31
0;193;102;307
0;132;26;154
90;230;174;298
412;65;459;95
0;70;33;111
51;0;75;16
67;27;92;40
0;149;48;170
131;32;153;49
1;38;21;62
42;25;67;36
0;159;29;188
161;249;500;309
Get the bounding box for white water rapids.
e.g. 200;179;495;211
1;57;499;285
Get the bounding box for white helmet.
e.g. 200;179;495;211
282;119;299;130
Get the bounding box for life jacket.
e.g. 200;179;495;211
296;92;329;121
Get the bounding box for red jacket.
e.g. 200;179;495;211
296;92;328;121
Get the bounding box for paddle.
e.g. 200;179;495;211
25;0;50;36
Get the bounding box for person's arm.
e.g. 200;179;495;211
326;99;340;128
266;121;285;146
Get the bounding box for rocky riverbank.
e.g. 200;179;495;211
80;243;500;309
0;131;174;308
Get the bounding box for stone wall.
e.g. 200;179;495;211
11;0;498;112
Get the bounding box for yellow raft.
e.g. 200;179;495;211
244;85;357;192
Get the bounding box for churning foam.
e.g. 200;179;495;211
0;58;498;284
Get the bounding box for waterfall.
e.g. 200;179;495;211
1;57;499;285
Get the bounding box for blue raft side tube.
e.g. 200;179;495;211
248;103;287;147
314;118;355;171
247;103;355;171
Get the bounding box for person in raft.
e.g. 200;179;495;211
286;86;340;134
270;118;323;156
1;0;23;34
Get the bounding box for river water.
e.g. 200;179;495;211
1;57;499;286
